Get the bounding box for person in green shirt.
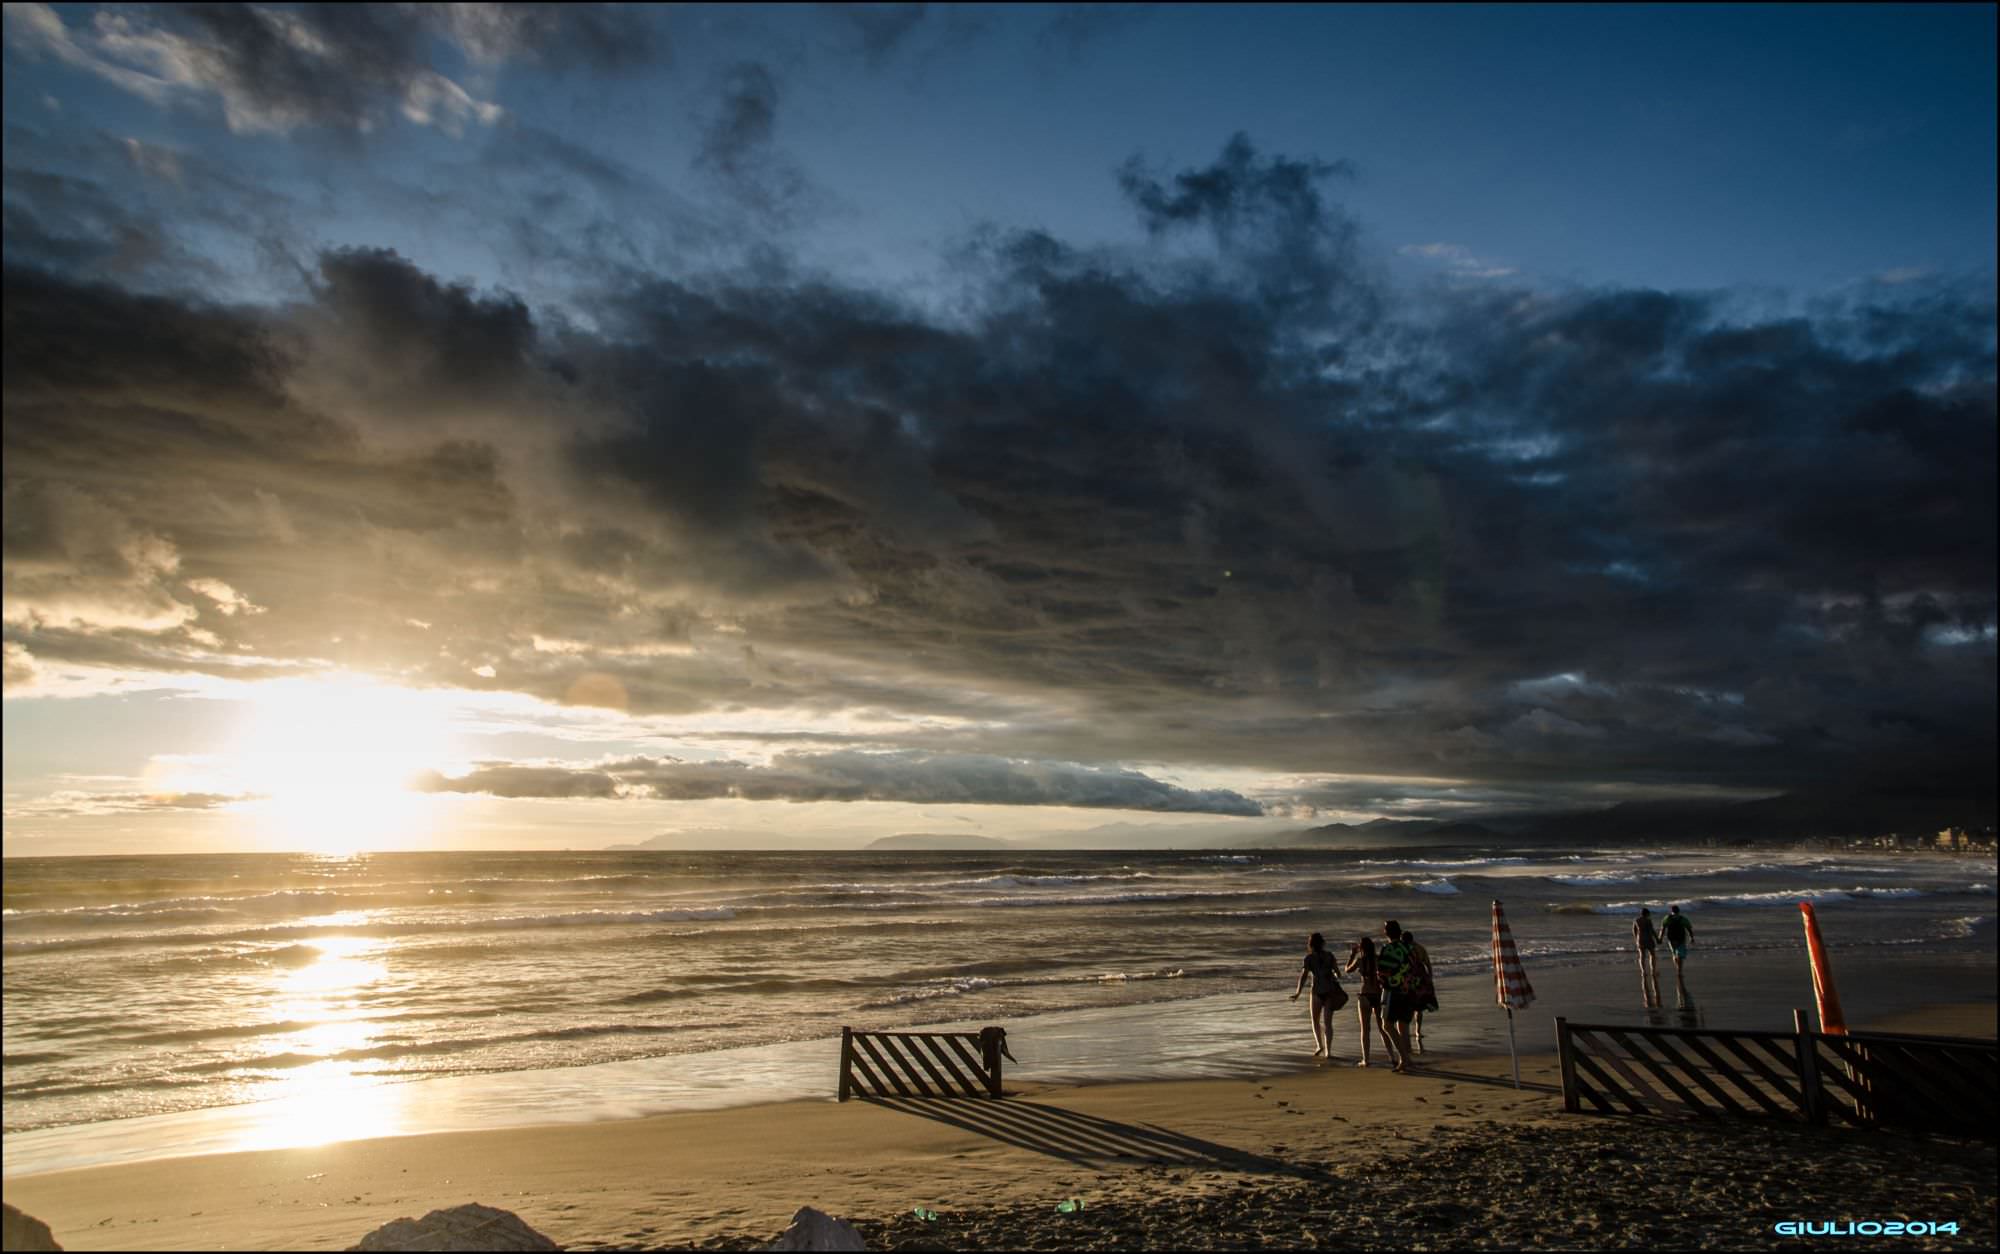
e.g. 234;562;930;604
1660;904;1694;1002
1375;920;1417;1072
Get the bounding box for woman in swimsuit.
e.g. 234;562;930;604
1289;932;1343;1058
1345;936;1388;1067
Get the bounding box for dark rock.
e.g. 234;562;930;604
347;1203;560;1252
2;1203;63;1252
761;1206;867;1251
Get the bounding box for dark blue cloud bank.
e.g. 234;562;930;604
2;5;1993;820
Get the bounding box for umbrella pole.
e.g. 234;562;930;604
1506;1007;1520;1089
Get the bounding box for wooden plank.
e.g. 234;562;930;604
838;1027;853;1102
1571;1071;1622;1114
1714;1035;1806;1111
1574;1029;1675;1114
1602;1029;1717;1118
1831;1038;1959;1119
844;1038;891;1098
1675;1033;1787;1119
892;1033;957;1097
1839;1030;2000;1050
1642;1031;1748;1116
916;1034;983;1097
1562;1023;1798;1043
853;1034;913;1098
1557;1019;1581;1114
1810;1048;1873;1103
1798;1042;1871;1127
1567;1043;1656;1116
873;1035;937;1097
1792;1011;1825;1126
943;1034;994;1089
981;1029;1005;1097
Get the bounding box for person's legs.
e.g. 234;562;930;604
1357;1004;1375;1065
1638;948;1658;1006
1414;1010;1425;1053
1386;1012;1413;1071
1380;995;1407;1069
1309;993;1329;1055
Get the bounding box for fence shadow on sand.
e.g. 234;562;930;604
864;1096;1329;1178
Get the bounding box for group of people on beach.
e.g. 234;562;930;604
1632;904;1695;1008
1290;920;1438;1073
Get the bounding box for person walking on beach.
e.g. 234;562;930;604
1290;932;1346;1059
1345;936;1389;1066
1633;908;1662;1008
1376;920;1418;1073
1403;930;1439;1054
1661;904;1695;1002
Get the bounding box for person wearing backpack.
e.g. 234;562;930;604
1402;930;1439;1053
1660;904;1695;999
1376;920;1418;1072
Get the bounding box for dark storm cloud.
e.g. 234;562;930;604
412;763;623;800
693;61;811;218
825;3;930;67
417;752;1265;815
3;133;1993;811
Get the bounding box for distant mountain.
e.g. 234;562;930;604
865;832;1018;851
1523;782;1994;845
1421;821;1507;842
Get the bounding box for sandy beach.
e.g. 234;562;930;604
4;1002;1992;1251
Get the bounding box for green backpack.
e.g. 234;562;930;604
1377;939;1416;993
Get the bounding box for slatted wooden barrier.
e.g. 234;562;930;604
1557;1011;1998;1136
838;1026;1014;1100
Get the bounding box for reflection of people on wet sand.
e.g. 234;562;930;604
1661;904;1694;1002
1289;932;1345;1059
1632;907;1662;1008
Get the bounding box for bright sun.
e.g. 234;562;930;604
185;676;464;853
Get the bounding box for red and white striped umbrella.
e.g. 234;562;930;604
1491;900;1535;1009
1491;900;1534;1088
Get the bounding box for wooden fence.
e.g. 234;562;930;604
838;1026;1014;1100
1556;1011;1997;1136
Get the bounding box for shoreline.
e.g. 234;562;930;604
3;1002;1991;1251
6;944;1995;1180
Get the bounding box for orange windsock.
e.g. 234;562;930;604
1799;901;1847;1034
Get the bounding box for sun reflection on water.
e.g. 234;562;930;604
230;932;405;1152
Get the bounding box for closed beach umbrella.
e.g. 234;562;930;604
1798;901;1847;1034
1490;900;1536;1088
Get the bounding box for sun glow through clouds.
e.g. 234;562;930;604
178;677;465;853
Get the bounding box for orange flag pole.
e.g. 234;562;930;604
1799;901;1847;1034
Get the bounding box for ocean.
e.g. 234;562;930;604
4;845;1994;1176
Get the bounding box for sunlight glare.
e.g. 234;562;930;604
221;676;463;852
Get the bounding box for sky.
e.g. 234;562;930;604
2;2;1994;855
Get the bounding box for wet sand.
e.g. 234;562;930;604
2;1003;1992;1251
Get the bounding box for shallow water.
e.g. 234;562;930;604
4;845;1993;1175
